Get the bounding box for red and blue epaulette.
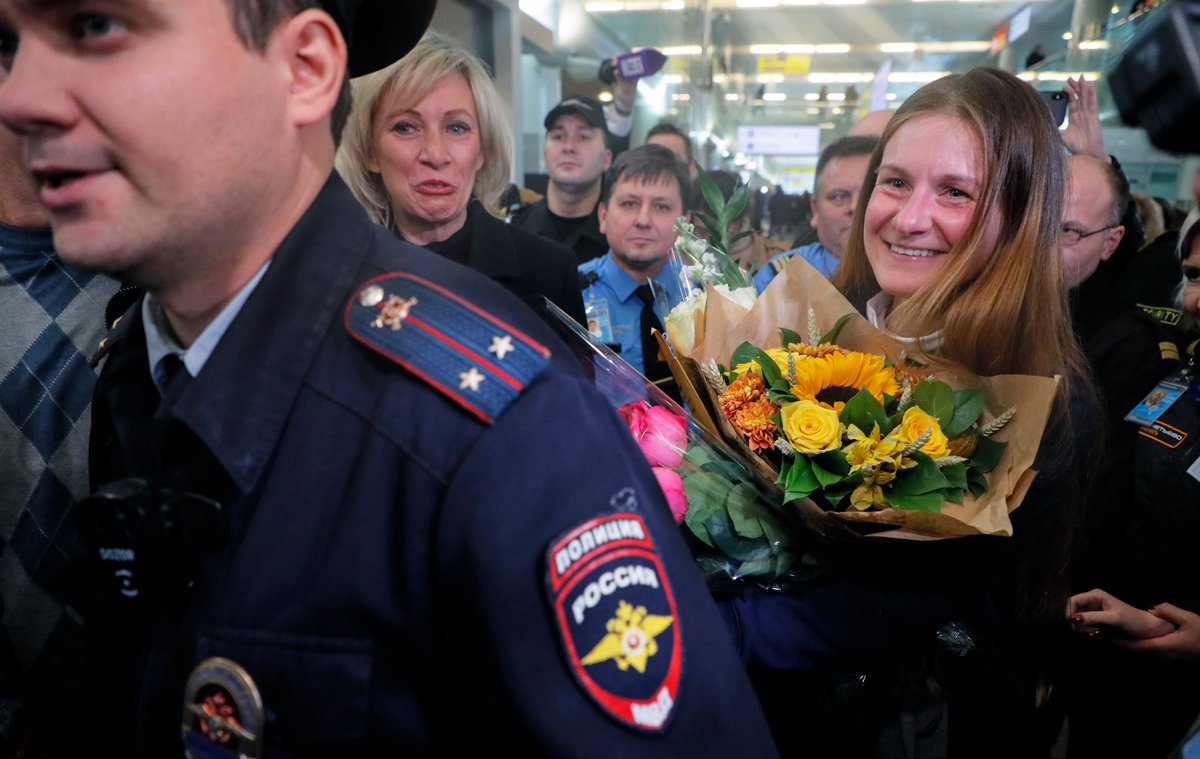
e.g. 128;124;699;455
344;272;551;424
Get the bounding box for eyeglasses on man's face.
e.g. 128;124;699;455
1061;224;1115;246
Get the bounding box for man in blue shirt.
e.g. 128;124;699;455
580;145;689;380
754;135;878;291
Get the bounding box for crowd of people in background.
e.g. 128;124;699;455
1;1;1198;756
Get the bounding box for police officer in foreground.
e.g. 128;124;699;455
0;1;777;756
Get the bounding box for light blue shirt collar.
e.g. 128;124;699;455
597;251;683;306
143;261;272;392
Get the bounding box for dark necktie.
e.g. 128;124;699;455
157;353;192;402
633;284;680;402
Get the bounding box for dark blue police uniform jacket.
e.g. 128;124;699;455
76;176;778;757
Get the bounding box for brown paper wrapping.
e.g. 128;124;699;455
666;255;1060;540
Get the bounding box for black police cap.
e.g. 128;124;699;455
543;94;609;133
321;0;438;77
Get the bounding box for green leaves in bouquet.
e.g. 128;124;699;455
818;313;856;346
811;451;849;488
944;388;985;438
730;341;759;377
912;379;955;428
696;169;749;258
964;434;1009;497
681;446;801;581
972;434;1006;472
839;387;891;437
682;447;780;547
780;456;820;503
779;327;804;348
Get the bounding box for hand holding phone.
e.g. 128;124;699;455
1039;89;1068;127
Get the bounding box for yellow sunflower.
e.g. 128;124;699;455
789;351;900;412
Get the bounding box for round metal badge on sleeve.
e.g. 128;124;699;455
181;657;265;759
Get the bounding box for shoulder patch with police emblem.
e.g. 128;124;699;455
345;272;551;424
546;512;683;733
181;657;265;759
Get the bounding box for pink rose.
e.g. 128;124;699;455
652;467;688;524
619;402;687;469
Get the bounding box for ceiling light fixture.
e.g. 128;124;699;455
804;93;820;100
927;41;992;52
815;43;851;53
880;43;918;52
659;45;701;55
1078;40;1109;49
763;93;788;101
736;0;780;6
808;72;873;83
660;0;685;7
756;74;785;83
750;44;815;54
584;1;624;10
662;74;685;83
1062;31;1074;40
725;93;741;100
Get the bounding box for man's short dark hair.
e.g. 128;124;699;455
223;0;353;144
601;144;691;207
646;122;694;165
814;135;878;190
1101;159;1131;227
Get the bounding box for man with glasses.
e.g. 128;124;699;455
1062;154;1126;288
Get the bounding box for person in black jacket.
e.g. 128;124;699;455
336;34;586;327
0;0;780;754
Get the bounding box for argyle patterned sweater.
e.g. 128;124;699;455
0;221;117;745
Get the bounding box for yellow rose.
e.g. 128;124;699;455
898;407;950;458
780;400;843;454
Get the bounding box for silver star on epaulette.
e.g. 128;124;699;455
488;335;515;360
459;367;486;391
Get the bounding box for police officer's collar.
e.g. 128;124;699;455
162;174;375;494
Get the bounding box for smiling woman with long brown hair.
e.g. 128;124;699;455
723;67;1097;757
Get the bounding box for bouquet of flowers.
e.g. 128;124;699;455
671;255;1060;541
660;172;758;358
714;322;1013;515
541;301;819;583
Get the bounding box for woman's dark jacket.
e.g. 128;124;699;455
421;200;587;327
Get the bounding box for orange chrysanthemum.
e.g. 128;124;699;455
732;397;779;451
719;372;766;418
